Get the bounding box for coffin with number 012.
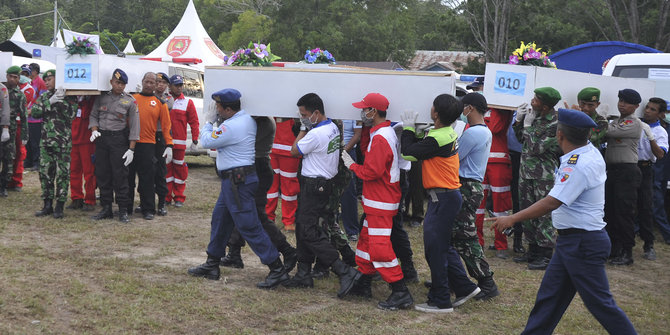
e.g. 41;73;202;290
55;54;169;94
483;63;656;117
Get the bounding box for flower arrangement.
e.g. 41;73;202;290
65;37;97;57
224;41;280;66
508;41;556;68
303;48;336;64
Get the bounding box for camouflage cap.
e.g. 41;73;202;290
6;65;21;75
42;69;55;80
534;87;561;108
577;87;600;102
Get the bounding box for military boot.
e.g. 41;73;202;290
66;199;83;210
528;247;552;270
220;247;244;269
35;199;53;217
474;275;500;301
257;257;290;289
187;254;221;280
281;247;298;273
53;201;65;219
349;274;372;298
0;179;8;197
378;279;414;310
513;233;526;254
282;262;313;288
311;261;330;279
156;201;168;216
92;204;114;220
610;248;634;266
514;243;537;263
332;259;362;298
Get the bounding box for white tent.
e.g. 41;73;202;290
10;26;26;43
123;39;136;54
50;30;65;48
144;0;225;66
63;29;104;54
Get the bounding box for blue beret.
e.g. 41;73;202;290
212;88;241;103
618;88;641;105
558;108;597;128
156;72;170;84
170;74;183;85
112;68;128;84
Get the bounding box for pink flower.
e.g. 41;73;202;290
508;55;519;65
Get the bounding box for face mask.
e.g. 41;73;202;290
460;108;471;123
361;109;374;126
300;112;317;130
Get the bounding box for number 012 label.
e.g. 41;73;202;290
494;71;526;96
64;63;92;84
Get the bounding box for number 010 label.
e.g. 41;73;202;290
64;63;92;84
494;71;526;96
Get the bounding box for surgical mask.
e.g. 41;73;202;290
300;112;318;130
361;109;374;126
460;107;471;123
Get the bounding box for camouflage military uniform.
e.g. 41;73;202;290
514;110;561;248
452;178;492;280
31;91;78;202
589;112;608;151
0;86;27;187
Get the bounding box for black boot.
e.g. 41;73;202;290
156;201;168;216
257;257;289;289
220;247;244;269
474;275;500;301
513;233;525;254
119;205;130;223
282;262;314;288
528;247;552;270
35;199;53;217
0;179;7;197
610;248;634;266
282;247;298;273
349;274;372;298
187;254;221;280
514;243;537;263
311;261;330;279
332;259;362;298
53;201;65;219
66;199;84;210
92;204;114;220
378;279;414;310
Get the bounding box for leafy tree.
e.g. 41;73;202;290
217;10;273;51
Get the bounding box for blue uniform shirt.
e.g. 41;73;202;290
548;144;606;231
200;109;256;171
458;124;492;182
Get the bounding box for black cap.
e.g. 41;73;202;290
466;77;484;90
461;92;488;113
618;89;641;105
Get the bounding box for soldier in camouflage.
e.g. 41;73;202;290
565;87;608;152
513;87;562;270
0;66;27;196
31;70;78;219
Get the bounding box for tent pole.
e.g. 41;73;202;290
53;0;58;45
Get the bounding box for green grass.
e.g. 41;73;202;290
0;156;668;334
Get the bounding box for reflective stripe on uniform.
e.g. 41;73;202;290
281;194;297;201
356;249;370;261
173;139;187;145
174;178;185;184
362;196;399;211
475;208;486;215
172;159;184;165
368;227;392;236
492;211;510;217
272;143;292;151
267;192;279;199
165;177;175;182
489;152;508;159
279;170;298;178
373;259;400;268
490;185;511;193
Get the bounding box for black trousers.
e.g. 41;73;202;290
636;162;655;248
605;163;641;252
128;143;157;214
227;157;292;254
296;176;339;265
392;170;414;268
405;160;425;221
510;150;523;235
95;132;130;208
154;132;168;206
25;122;41;168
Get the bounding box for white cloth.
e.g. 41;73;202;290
638;122;669;162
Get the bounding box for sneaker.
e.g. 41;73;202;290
453;287;481;307
173;201;184;208
415;302;453;313
643;248;657;261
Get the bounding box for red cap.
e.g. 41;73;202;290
352;93;389;111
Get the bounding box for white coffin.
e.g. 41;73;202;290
0;52;14;74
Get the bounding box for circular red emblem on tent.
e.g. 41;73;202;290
167;36;191;57
204;38;225;60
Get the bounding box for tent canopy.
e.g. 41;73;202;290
123;39;136;54
144;0;225;66
549;41;661;75
10;26;26;43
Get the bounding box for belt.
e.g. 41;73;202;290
100;129;127;136
638;160;652;167
428;187;458;193
557;228;587;236
219;165;256;180
459;177;479;183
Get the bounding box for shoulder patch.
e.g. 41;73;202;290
560;174;570;182
561;167;573;173
211;129;224;139
619;119;634;126
567;154;579;165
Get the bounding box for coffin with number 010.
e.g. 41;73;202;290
483;63;656;117
55;54;169;94
203;66;456;124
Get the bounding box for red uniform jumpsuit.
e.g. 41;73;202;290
266;118;300;228
69;96;97;205
475;108;513;250
165;93;199;203
351;121;403;282
8;82;34;189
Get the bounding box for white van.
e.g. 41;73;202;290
602;53;670;100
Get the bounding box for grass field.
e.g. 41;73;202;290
1;155;668;334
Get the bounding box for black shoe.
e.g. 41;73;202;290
220;248;244;269
349;274;372;298
92;205;114;220
157;205;168;216
35;199;54;217
424;280;432;288
282;248;298;273
474;276;500;301
257;257;290;289
528;247;552;270
119;212;130;224
514;244;538;263
643;247;657;261
378;280;413;310
610;249;634;266
66;199;84;210
82;203;95;212
134;206;143;214
53;201;65;219
311;263;330;279
282;262;314;288
0;184;7;197
332;259;362;298
188;255;221;280
143;212;154;220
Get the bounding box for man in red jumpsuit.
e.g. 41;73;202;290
475;108;514;258
7;67;34;191
165;75;199;207
266;117;301;231
67;96;97;211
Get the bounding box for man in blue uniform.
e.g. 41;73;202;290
488;108;637;334
187;89;289;289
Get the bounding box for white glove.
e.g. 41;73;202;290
1;128;9;142
90;130;101;142
515;103;531;123
523;110;536;128
401;110;418;130
341;150;355;169
49;87;65;104
641;122;655;141
21;139;27;146
416;124;430;133
189;141;198;151
163;146;173;164
122;149;134;166
205;103;218;124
